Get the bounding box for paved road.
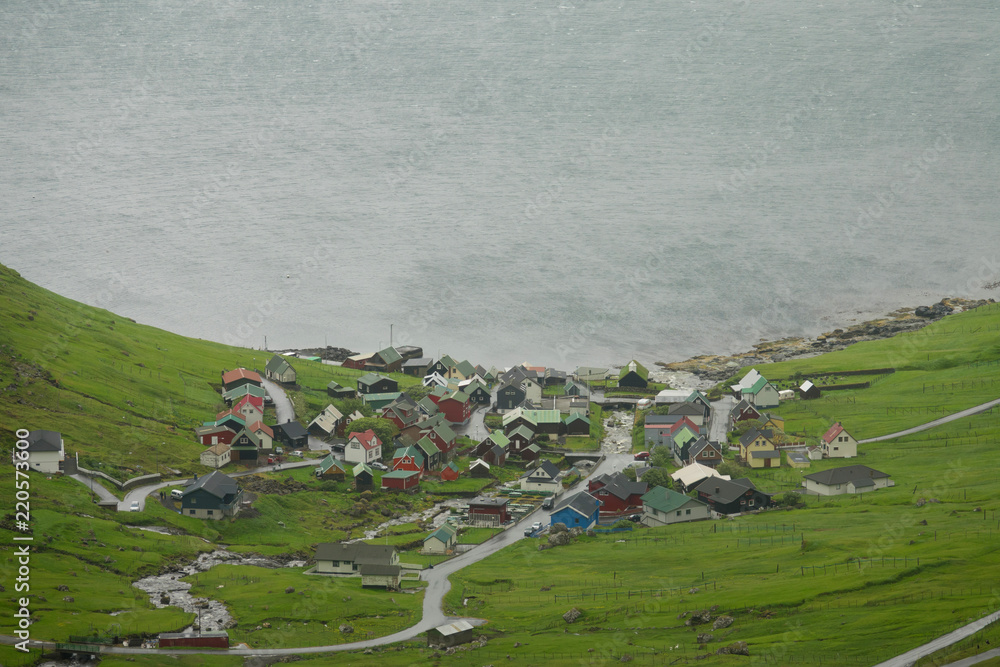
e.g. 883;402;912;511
31;421;631;657
859;396;1000;443
872;609;1000;667
708;395;736;446
261;378;332;454
939;647;1000;667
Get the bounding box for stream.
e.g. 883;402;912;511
132;550;304;633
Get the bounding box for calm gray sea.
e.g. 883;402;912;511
2;0;998;369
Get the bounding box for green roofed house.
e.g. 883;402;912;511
640;486;712;526
363;392;402;411
315;454;346;480
742;375;780;409
670;426;699;456
327;381;356;400
265;354;297;384
416;436;441;470
366;346;403;374
455;359;477;379
352;462;374;491
223;383;266;404
564;412;590;436
422;523;458;555
618;360;649;388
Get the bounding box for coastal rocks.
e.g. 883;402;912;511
656;298;993;381
915;300;954;318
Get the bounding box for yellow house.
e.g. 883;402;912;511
739;428;779;469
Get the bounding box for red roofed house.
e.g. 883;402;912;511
249;421;274;451
668;416;701;437
345;430;382;465
234;393;264;412
221;368;262;392
821;422;858;459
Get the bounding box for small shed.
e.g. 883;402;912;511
798;380;821;400
380;469;421;491
427;619;477;648
359;563;402;588
469;458;492;478
440;461;460;481
786;451;811;469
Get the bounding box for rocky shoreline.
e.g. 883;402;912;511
655;298;995;384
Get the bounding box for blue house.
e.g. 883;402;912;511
549;491;600;530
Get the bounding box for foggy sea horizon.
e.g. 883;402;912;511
2;0;999;370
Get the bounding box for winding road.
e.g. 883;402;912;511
858;396;1000;443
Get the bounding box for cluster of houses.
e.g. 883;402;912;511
643;390;720;467
194;364;314;469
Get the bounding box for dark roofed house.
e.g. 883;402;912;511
520;459;561;494
564;412;590;436
180;470;243;520
402;357;433;377
798;380;821;400
694;477;770;515
23;430;65;474
274;421;309;449
496;382;526;412
804;465;891;496
327;381;356;400
587;472;647;515
357;373;398;395
265;354;296;384
314;542;398;574
550;492;600;530
468;497;510;526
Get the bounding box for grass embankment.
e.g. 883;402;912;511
563;403;605;451
183;564;426;648
726;303;1000;441
0;262;419;479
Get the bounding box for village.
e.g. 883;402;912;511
18;344;899;636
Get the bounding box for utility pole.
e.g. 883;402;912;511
390;323;393;348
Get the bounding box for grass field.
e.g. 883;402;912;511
3;266;1000;664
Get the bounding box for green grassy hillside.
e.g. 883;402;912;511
0;263;416;480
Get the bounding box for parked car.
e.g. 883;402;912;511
371;462;388;471
129;501;140;512
634;451;650;461
541;497;554;510
291;450;303;457
524;521;543;536
628;513;642;522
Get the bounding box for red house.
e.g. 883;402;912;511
467;498;510;526
197;424;237;447
440;462;460;481
380;470;421;491
342;353;373;370
437;391;472;424
588;473;648;516
391;446;425;474
382;397;420;430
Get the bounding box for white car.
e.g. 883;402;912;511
371;462;389;471
129;501;140;512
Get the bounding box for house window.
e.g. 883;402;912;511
207;510;214;515
836;484;841;489
686;509;691;515
748;500;755;507
188;509;195;515
833;447;839;451
676;511;681;516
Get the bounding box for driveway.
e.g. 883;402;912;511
262;378;333;454
708;395;735;445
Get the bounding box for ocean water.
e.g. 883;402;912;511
2;0;999;369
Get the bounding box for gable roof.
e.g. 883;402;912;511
182;470;239;499
440;390;470;405
373;346;403;366
687;436;717;458
403;357;433;368
483;431;510;449
552;491;600;519
687;390;711;406
527;459;560;480
804;465;889;486
358;372;393;387
248;421;274;438
671;462;731;488
821;422;847;444
800;380;816;393
352;462;373;477
469;458;490;471
564;412;590;426
641;486;706;514
619;360;649;380
668;402;703;417
425;523;458;544
508;424;535;441
316;453;346;475
309;405;344;433
221;368;262;386
591;472;647;500
739;428;774;448
26;430;62;452
417;396;440;415
730;368;763;393
266;354;293;375
693;477;761;504
275;420;309;439
455;360;477;377
414;436;439;459
393;446;425;467
348;429;381;450
314;542;396;565
223;384;266;400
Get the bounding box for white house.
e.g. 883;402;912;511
641;486;712;527
519;460;562;494
803;465;892;496
821;422;858;458
23;430;65;474
344;429;382;465
200;443;231;469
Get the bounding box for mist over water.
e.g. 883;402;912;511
2;0;998;369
